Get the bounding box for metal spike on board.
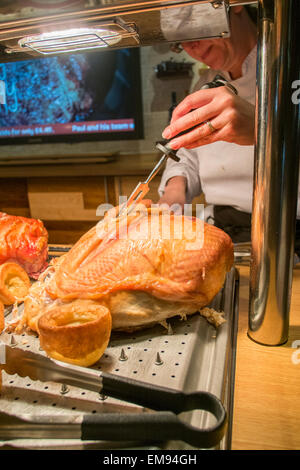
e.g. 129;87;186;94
119;348;128;361
10;335;17;347
155;352;163;366
60;384;69;395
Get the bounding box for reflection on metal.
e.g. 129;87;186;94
18;26;133;55
159;2;230;42
6;20;139;55
0;1;234;60
248;0;300;345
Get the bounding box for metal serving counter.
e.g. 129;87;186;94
0;267;239;450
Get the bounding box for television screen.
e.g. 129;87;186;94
0;48;144;144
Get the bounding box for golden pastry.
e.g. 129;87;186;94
38;299;112;367
0;262;31;305
0;301;4;333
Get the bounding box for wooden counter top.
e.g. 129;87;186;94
232;264;300;450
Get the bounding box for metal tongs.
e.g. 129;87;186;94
117;74;237;219
0;343;227;448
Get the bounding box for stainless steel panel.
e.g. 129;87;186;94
0;1;231;60
248;0;300;345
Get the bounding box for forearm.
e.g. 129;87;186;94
165;176;187;192
158;147;202;204
159;176;187;208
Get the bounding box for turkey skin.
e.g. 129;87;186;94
17;203;233;365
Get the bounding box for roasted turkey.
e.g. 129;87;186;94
16;202;233;366
0;212;48;279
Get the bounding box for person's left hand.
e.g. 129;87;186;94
162;86;255;149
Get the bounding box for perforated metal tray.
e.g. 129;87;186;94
0;267;239;450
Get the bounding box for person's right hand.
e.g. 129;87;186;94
162;86;255;149
158;176;187;212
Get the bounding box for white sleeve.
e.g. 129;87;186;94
158;147;202;204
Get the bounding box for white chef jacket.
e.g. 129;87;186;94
159;46;300;219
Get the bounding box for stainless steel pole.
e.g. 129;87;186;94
248;0;300;345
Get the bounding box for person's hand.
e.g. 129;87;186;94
162;86;255;149
158;176;187;212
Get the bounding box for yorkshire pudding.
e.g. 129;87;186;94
37;299;112;367
0;262;31;305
